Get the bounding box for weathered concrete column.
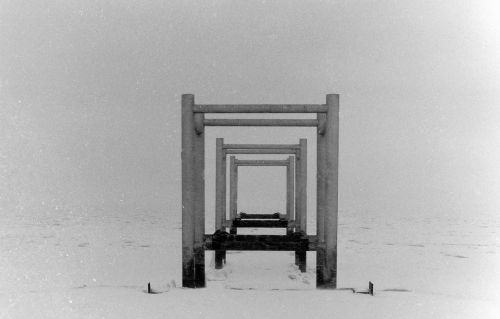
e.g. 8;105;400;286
182;94;206;288
297;138;307;232
222;150;227;228
215;138;225;231
286;156;295;221
286;156;295;236
295;138;307;272
193;106;206;287
316;94;339;288
229;156;238;221
215;138;226;268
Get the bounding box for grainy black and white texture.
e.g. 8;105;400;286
1;1;499;318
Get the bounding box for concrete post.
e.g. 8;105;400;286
229;156;238;221
295;139;307;272
297;138;307;232
316;94;339;288
215;138;225;268
193;107;205;287
182;94;206;288
286;157;294;221
215;138;224;231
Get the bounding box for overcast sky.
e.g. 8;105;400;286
1;1;499;224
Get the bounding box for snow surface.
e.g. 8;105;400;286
1;208;499;318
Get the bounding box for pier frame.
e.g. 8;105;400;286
214;140;307;271
216;139;307;230
182;94;339;288
229;157;294;224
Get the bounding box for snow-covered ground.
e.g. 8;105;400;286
1;208;499;318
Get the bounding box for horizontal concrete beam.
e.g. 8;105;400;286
194;104;328;113
234;159;290;166
204;234;317;251
223;144;300;150
204;119;318;127
225;149;298;155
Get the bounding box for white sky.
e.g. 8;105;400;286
1;0;499;222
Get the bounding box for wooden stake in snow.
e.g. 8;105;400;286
369;281;374;296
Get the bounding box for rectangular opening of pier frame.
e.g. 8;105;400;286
234;165;288;227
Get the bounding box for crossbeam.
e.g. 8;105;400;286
204;119;318;127
225;149;297;155
223;144;300;150
204;234;315;251
194;104;328;113
234;159;290;166
231;219;288;228
239;213;281;219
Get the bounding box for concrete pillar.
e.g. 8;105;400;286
182;94;206;288
229;156;238;221
286;156;295;221
215;138;224;231
316;94;339;288
215;138;226;269
295;139;307;272
297;138;307;232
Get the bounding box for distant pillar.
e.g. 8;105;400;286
229;156;238;221
182;94;205;288
222;149;227;227
297;138;307;233
295;139;307;272
215;138;225;231
215;138;226;268
286;156;295;221
286;156;295;235
316;94;339;288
